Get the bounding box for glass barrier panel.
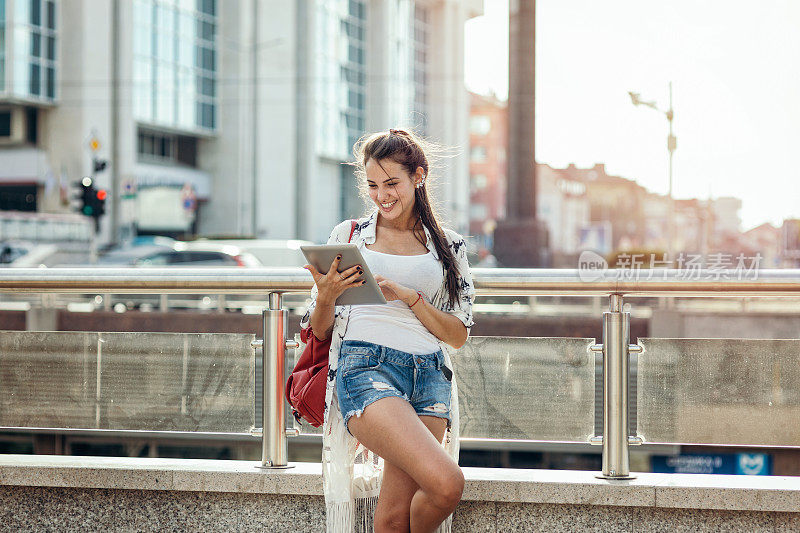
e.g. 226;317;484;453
292;336;597;442
637;338;800;447
0;331;97;428
454;337;596;442
0;331;255;433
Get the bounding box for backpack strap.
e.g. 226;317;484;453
348;220;357;243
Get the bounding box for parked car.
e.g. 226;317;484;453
94;241;258;311
75;239;305;312
97;236;177;266
0;241;58;267
190;239;312;267
185;238;314;313
133;242;261;267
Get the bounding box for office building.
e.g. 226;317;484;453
0;0;482;245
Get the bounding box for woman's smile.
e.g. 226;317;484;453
380;199;398;212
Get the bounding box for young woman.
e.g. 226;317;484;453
301;129;475;533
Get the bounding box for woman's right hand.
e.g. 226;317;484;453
303;255;364;305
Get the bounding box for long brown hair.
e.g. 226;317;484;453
351;129;462;309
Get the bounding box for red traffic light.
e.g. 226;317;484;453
96;189;107;201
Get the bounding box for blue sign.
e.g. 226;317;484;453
735;453;771;475
652;453;771;475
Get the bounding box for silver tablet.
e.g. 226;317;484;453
301;244;387;306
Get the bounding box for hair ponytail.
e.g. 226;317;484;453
411;179;461;309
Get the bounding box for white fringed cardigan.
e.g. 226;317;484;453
300;211;475;533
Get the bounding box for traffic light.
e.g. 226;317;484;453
94;188;107;217
73;176;106;230
74;177;95;216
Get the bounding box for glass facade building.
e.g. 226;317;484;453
313;0;434;220
315;0;366;159
132;0;217;132
412;4;429;134
0;0;58;101
0;1;5;92
386;0;415;129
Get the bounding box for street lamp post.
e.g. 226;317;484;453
628;83;677;262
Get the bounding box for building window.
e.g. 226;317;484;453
133;0;217;132
25;106;36;143
316;0;366;159
412;4;428;133
470;146;487;162
0;107;37;143
470;203;488;221
369;0;416;131
0;111;11;136
0;184;38;211
471;174;488;192
1;8;5;91
138;130;175;162
138;128;198;167
9;0;57;101
470;115;491;136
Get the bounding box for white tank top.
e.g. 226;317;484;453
344;247;444;355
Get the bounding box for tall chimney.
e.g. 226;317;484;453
507;0;536;220
492;0;550;267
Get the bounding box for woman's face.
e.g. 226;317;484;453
365;158;423;223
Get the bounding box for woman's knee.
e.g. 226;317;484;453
374;506;409;533
428;467;464;511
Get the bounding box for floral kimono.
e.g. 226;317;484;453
300;210;475;533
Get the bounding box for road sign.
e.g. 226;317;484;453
121;179;137;199
181;183;197;212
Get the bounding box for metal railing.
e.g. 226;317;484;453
2;267;800;477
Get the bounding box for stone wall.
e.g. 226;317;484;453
1;456;797;532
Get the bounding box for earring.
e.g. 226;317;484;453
416;176;426;188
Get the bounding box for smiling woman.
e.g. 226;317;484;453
300;129;475;532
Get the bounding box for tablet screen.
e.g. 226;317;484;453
301;244;387;306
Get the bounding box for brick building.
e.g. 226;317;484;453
467;92;507;248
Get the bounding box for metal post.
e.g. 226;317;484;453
260;292;292;468
96;333;103;428
599;294;635;479
667;81;676;263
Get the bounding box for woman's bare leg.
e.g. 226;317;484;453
372;416;448;532
348;397;463;533
374;458;417;532
409;416;450;532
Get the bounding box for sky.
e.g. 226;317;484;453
464;0;800;230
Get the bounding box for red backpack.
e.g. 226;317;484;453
284;221;356;427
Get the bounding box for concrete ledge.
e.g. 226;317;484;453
1;455;798;513
1;456;799;532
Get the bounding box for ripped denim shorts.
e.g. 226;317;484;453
336;340;452;435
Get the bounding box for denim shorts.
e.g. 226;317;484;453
336;340;453;434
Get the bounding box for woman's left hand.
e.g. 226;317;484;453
374;275;417;305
